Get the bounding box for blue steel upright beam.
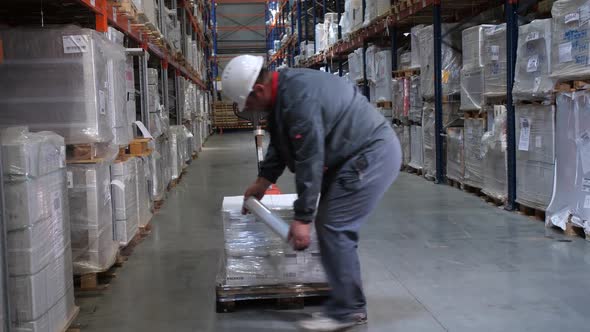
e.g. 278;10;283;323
297;0;302;55
505;0;518;210
212;0;218;89
336;0;342;39
433;0;444;183
304;0;308;47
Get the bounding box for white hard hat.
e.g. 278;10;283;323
221;55;265;112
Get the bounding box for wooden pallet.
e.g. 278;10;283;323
555;80;590;92
216;283;330;313
66;143;105;164
463;110;486;119
61;306;81;332
550;222;587;240
153;199;165;211
75;261;119;292
376;101;393;109
120;231;143;258
517;203;546;222
393;68;420;78
139;222;152;236
481;191;506;207
462;183;485;198
446;177;463;190
406;165;424;176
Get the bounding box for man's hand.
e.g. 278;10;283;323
288;220;311;251
242;177;272;214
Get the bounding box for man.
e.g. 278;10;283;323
221;55;402;331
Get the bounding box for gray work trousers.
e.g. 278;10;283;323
316;135;401;321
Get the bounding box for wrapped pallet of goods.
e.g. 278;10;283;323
150;139;167;202
483;24;507;98
393;125;411;167
1;127;77;332
168;125;190;181
409;125;424;170
111;157;140;246
217;195;326;297
418;24;462;100
463;117;487;189
422;104;437;179
409;76;422;122
546;91;590;236
460;25;494;111
481;106;508;203
446;128;465;183
374;50;393;103
348;48;364;82
136;156;153;228
515;104;555;211
399;51;412;70
410;25;424;69
551;0;590;80
513;19;554;101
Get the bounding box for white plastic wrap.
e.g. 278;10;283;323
515;104;555;210
315;23;326;53
422;105;437;179
462;25;494;68
168;126;188;180
418;24;462;100
410;25;424;69
125;57;137;129
394;124;411;166
391;78;403;120
513;19;554;101
136;156;153;227
460;66;485;111
111;157;139;246
409;75;422;121
482;106;508;202
409;125;424;169
551;0;590;80
374;50;393;102
348;48;363;82
67;161;118;274
446;127;465;182
1;127;76;332
141;0;158;28
365;45;379;83
399;51;412;70
483;24;507;97
547;91;590;234
219;195;326;287
0;26;126;144
107;43;132;146
464;117;487;189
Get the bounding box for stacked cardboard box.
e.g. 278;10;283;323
1;127;77;332
219;195;326;287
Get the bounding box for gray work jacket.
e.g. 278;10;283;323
259;68;394;222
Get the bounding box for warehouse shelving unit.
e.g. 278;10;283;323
266;0;528;211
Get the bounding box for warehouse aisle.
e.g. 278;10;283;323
75;132;590;332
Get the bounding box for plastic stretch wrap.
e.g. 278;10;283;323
136;156;153;227
348;49;363;82
460;67;485;111
374;50;393;102
191;120;202;154
315;24;326;53
168;126;188;180
363;0;390;26
513;19;554;101
547;91;590;234
399;51;412;70
483;24;507;97
0;26;127;144
464;117;486;189
111;157;139;246
394;125;411;166
67;161;118;274
482;106;508;201
392;79;403;119
218;195;326;287
141;0;158;29
515;104;555;210
149;147;165;202
418;24;462;100
462;25;494;68
344;0;363;33
183;126;193;164
446;128;465;182
107;43;132;146
551;0;590;80
125;57;137;128
365;45;379;83
409;75;422;109
1;128;76;331
410;25;424;69
421;105;446;179
409;125;424;169
325;14;339;46
148;68;159;86
107;27;125;46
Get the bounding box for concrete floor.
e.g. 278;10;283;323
75;132;590;332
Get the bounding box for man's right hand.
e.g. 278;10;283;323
242;177;272;214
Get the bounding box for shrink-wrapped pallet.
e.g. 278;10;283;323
399;51;412;70
67;161;119;274
149;140;166;201
482;106;507;202
1;127;77;332
348;48;363;82
374;50;393;102
418;24;462;100
392;79;403;120
393;124;411;166
460;67;485;111
483;24;507;98
168;126;188;180
409;125;423;169
547;91;590;235
218;195;326;287
422;105;437;179
446;128;465;182
515;104;555;210
513;19;554;101
0;26;126;144
464;117;487;189
365;45;379;83
462;25;494;68
551;0;590;80
136;156;153;228
111;157;139;246
410;25;424;69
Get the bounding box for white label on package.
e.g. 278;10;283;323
490;45;500;61
527;55;539;72
565;12;580;24
52;191;62;218
60;146;66;168
525;31;540;42
559;42;573;63
582;5;590;25
67;171;74;188
62;35;89;53
133;121;153;139
519;117;531;151
578;131;590;173
99;90;106;115
535;135;543;148
583;178;590;192
113;7;117;22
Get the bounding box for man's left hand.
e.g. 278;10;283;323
288;220;311;251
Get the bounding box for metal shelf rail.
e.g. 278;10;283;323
267;0;521;211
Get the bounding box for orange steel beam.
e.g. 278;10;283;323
95;0;108;32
